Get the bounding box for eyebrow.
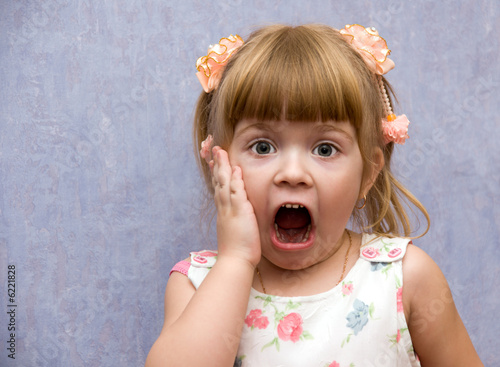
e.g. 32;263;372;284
238;121;277;132
314;122;354;142
235;122;280;137
236;120;354;143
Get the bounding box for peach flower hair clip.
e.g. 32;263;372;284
341;24;410;145
196;35;243;165
196;34;244;93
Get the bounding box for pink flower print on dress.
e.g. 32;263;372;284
342;282;353;296
254;316;269;329
389;328;405;346
244;309;269;330
329;362;340;367
277;312;303;342
361;247;381;259
397;287;404;313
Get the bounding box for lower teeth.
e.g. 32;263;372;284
274;223;282;241
303;225;311;242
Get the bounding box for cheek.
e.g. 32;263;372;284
236;164;269;217
228;153;262;192
322;183;357;213
239;169;261;204
322;168;363;210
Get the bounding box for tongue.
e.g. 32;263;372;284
275;207;310;243
278;227;309;243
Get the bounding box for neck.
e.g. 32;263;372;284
255;230;360;296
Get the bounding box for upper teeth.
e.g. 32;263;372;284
282;204;304;209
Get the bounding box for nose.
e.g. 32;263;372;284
273;150;313;187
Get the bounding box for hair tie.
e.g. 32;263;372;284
200;134;214;164
195;35;244;93
340;24;409;145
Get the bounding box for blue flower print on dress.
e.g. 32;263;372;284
346;299;370;335
342;299;376;347
371;262;390;272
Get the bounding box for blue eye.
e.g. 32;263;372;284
313;143;337;157
251;141;276;155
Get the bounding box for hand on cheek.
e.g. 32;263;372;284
211;146;261;267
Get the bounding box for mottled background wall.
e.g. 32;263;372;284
0;0;498;366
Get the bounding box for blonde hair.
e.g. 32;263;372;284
194;24;429;238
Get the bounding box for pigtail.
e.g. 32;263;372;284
357;76;430;238
363;159;430;238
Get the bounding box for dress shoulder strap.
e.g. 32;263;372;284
359;234;412;263
169;260;190;276
175;250;218;289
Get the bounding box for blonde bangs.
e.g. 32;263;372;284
215;25;369;140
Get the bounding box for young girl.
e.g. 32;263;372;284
146;24;482;367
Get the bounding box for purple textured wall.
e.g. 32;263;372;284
1;0;498;365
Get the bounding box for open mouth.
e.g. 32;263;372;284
274;204;312;243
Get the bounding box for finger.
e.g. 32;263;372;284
211;159;218;189
215;149;231;188
211;147;222;189
217;149;232;205
230;166;251;214
213;147;232;207
230;166;244;196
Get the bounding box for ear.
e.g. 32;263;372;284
359;147;385;199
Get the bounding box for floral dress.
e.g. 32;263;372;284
170;234;421;367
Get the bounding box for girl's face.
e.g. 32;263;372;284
228;118;371;270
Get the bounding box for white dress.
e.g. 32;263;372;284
171;234;421;367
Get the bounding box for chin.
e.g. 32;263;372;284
262;245;325;272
